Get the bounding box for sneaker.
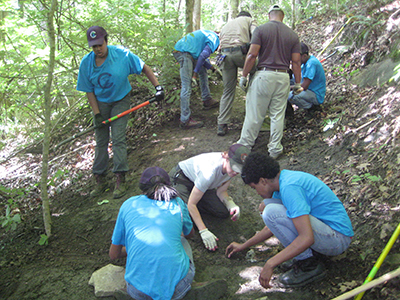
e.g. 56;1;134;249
90;174;108;197
113;173;127;199
180;118;204;129
203;98;219;110
183;279;227;300
278;256;326;288
217;124;228;136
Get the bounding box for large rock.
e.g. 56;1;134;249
88;264;126;297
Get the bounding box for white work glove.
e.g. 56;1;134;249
191;77;198;88
239;76;248;93
293;83;304;95
225;197;240;221
199;228;218;251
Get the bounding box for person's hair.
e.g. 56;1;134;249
237;11;252;18
104;35;108;43
241;152;280;184
300;42;309;55
139;175;178;201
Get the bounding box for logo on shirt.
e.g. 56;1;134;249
98;73;113;89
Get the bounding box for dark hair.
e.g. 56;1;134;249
241;152;280;184
237;11;252;18
139;175;178;201
300;42;309;55
104;35;108;43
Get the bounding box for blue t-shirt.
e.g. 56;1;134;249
111;195;193;300
302;55;326;104
76;45;144;103
174;30;220;60
272;170;354;237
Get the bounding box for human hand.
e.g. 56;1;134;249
293;83;303;95
239;76;248;93
225;242;244;258
199;228;218;251
155;85;165;102
225;197;240;221
94;113;106;127
258;201;266;216
259;263;274;289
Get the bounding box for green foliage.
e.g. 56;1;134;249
352;172;382;183
1;201;21;232
38;234;49;246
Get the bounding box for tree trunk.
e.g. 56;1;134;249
185;0;194;33
229;0;239;21
193;0;201;31
41;0;57;237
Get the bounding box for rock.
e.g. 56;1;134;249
88;264;126;297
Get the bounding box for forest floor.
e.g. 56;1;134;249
1;3;400;300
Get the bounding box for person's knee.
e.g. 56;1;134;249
262;203;286;226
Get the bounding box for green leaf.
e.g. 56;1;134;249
38;234;49;246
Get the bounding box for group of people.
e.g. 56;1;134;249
77;4;341;300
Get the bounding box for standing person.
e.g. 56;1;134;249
173;30;220;129
77;26;164;199
169;144;250;251
217;11;257;136
287;42;326;115
109;167;195;300
226;152;353;288
237;4;303;159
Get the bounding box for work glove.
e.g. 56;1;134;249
293;83;304;95
191;77;198;88
199;228;218;251
155;85;165;102
239;76;248;93
94;113;106;128
225;197;240;221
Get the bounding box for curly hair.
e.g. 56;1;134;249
139;175;178;201
241;152;280;184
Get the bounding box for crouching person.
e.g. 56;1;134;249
226;152;353;288
109;167;195;299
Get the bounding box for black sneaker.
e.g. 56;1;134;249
217;124;228;136
278;256;326;287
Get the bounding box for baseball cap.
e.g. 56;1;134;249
86;26;107;47
139;167;171;186
228;144;251;173
268;4;284;14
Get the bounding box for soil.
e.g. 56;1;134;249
1;5;400;300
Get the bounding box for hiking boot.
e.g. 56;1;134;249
90;174;108;198
180;118;204;129
183;279;227;300
203;98;219;110
278;256;326;288
217;124;228;136
113;173;127;199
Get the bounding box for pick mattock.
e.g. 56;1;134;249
55;96;157;150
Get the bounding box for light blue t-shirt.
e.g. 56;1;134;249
112;195;193;300
273;170;354;237
174;30;220;60
302;55;326;104
76;45;144;103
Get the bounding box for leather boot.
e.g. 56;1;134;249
113;173;127;199
90;174;108;198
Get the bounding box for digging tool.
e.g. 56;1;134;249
320;50;337;63
354;222;400;300
55;97;157;150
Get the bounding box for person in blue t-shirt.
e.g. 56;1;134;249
109;167;195;300
286;42;326;116
173;30;220;129
77;26;164;199
226;152;353;289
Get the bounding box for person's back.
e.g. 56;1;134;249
220;16;254;48
302;55;326;103
174;30;219;59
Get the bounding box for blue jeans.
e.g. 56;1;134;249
93;94;130;174
288;89;320;109
126;237;195;300
173;52;212;123
262;198;351;261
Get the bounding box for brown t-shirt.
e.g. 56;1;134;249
251;20;300;70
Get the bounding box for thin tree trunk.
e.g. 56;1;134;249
229;0;238;21
41;0;57;237
185;0;194;33
193;0;201;31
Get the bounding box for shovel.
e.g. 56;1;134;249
55;96;157;150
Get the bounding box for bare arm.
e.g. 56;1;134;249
109;244;127;260
86;92;100;115
301;78;312;91
142;64;160;87
226;226;273;257
187;186;207;231
216;180;230;203
242;44;260;77
291;52;302;84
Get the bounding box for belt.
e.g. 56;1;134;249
221;46;242;52
258;67;288;73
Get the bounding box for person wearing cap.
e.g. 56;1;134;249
286;42;326;117
217;11;257;136
77;26;164;199
173;30;220;129
226;152;353;288
169;144;251;251
237;4;302;159
109;167;195;299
